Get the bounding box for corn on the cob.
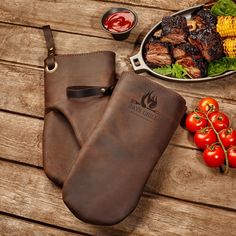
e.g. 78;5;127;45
217;16;236;37
223;38;236;58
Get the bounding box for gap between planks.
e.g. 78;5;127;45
103;0;213;11
0;59;236;108
0;23;235;103
0;110;236;212
0;156;235;215
1;158;236;236
0;0;172;44
0;212;92;236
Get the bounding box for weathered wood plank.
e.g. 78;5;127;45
0;25;235;102
1;160;236;236
0;65;235;153
1;62;235;120
0;63;44;117
0;91;235;165
0;0;171;43
147;146;236;209
0;23;132;74
0;111;236;210
105;0;213;11
0;214;83;236
0;111;43;166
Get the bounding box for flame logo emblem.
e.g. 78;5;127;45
140;91;157;112
129;90;159;121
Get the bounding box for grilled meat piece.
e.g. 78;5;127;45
145;41;173;67
173;43;202;60
192;9;217;29
160;16;189;45
176;57;208;78
189;28;224;62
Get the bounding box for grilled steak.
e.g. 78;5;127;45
160;16;189;45
189;28;224;62
176;57;208;78
145;41;173;67
173;43;202;60
192;9;217;29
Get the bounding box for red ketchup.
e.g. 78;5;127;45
104;11;135;33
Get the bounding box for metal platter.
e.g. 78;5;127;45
130;4;236;82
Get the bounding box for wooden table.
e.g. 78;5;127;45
0;0;236;235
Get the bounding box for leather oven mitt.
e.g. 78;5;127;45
62;72;186;225
43;25;116;186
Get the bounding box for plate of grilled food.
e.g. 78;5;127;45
130;1;236;82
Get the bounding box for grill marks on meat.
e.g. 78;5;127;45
160;16;189;45
145;41;173;67
173;43;201;60
144;9;224;78
192;9;217;30
188;10;223;62
177;57;208;78
189;28;224;62
173;43;208;78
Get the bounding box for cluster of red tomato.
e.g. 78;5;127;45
185;97;236;170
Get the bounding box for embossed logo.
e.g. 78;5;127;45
140;91;158;112
128;91;159;122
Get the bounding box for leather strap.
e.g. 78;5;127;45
43;25;56;70
67;86;114;99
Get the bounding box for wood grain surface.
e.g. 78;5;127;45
0;0;235;235
0;111;236;211
0;0;171;43
1;159;236;236
0;24;235;102
0;62;236;119
0;214;83;236
105;0;213;10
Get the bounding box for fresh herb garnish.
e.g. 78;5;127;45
208;57;236;76
211;0;236;16
153;63;192;79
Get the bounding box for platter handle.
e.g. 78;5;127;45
130;52;146;72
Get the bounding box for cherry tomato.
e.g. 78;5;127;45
185;111;207;133
227;146;236;168
194;127;217;150
198;97;219;114
219;128;236;148
203;144;225;167
208;111;229;132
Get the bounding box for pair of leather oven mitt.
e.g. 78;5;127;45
43;25;187;226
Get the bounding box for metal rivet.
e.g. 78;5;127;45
101;88;106;93
45;61;58;73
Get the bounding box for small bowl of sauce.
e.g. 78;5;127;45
101;8;138;40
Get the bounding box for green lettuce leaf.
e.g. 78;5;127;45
153;63;190;79
208;57;236;76
211;0;236;16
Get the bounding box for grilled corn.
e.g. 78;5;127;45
217;16;236;37
223;38;236;58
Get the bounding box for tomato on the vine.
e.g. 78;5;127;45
185;111;207;133
227;146;236;168
198;97;219;114
203;144;225;167
208;111;229;132
194;127;217;150
219;128;236;148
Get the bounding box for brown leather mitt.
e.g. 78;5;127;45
62;72;186;225
43;25;116;186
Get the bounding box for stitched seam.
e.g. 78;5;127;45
52;50;115;58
